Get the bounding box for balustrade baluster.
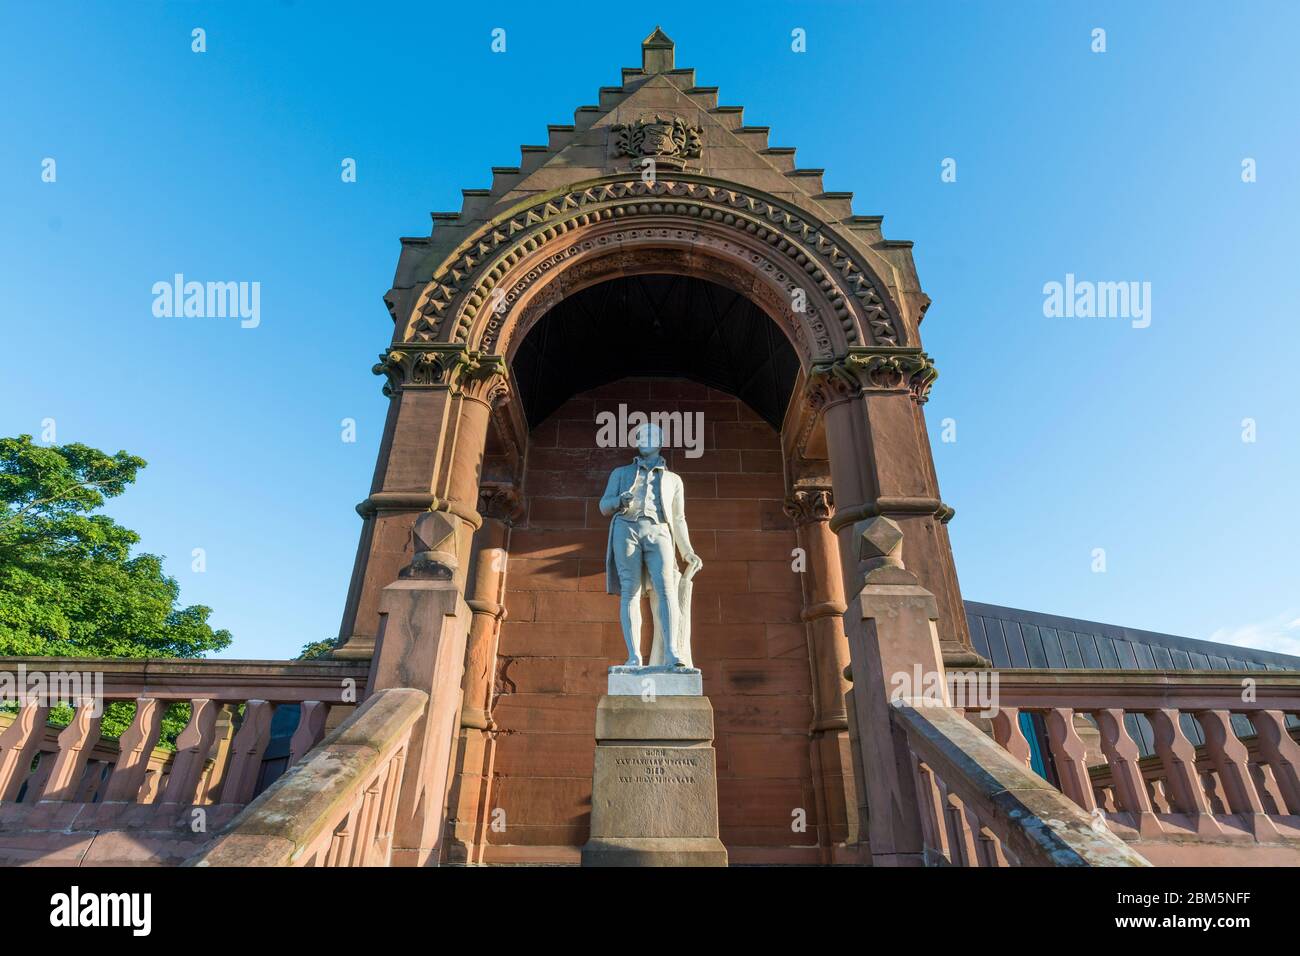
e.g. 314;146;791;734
1094;708;1158;834
1045;707;1096;812
1196;710;1265;815
40;698;103;802
103;698;164;803
0;703;49;801
939;785;978;866
931;776;962;865
138;768;163;804
960;803;997;867
375;749;406;863
1147;778;1169;813
161;699;219;806
1147;708;1209;817
289;701;329;767
1253;710;1300;814
1200;770;1225;815
220;700;274;804
1248;763;1282;815
349;781;382;866
991;708;1032;768
911;754;945;861
330;801;361;866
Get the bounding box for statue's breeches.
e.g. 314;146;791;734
612;517;675;595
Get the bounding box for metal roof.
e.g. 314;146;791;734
965;601;1300;673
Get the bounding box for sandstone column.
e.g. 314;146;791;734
811;348;984;668
784;488;861;859
443;485;522;864
336;346;508;660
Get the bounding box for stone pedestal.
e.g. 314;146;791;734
581;694;728;867
606;664;702;697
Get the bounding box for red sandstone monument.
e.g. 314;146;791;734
1;29;1298;869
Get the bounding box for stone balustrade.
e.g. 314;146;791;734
0;657;369;865
844;515;1148;866
893;699;1150;866
187;688;427;867
973;669;1300;864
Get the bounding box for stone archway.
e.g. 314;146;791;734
339;177;979;867
399;175;907;361
345;175;973;667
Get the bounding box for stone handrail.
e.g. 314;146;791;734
892;699;1150;866
187;687;427;867
844;516;1155;866
973;668;1300;851
0;656;369;809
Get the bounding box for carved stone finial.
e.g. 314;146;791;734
858;516;903;566
399;511;460;580
642;26;674;73
855;515;916;585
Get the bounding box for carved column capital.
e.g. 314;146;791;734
478;485;525;526
373;344;509;406
783;488;834;525
805;347;939;409
454;353;511;409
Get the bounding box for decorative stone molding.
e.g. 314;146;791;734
805;347;938;411
477;233;837;362
611;115;703;167
783;489;834;525
477;485;524;526
828;497;947;535
373;345;509;407
402;176;903;354
372;347;458;395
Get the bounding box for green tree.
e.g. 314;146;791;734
297;639;338;661
0;435;232;739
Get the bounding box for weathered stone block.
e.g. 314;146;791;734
582;695;727;867
607;664;702;697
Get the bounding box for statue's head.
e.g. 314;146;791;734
634;422;663;458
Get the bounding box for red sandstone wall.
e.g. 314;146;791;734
489;378;821;864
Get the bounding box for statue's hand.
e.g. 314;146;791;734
617;491;633;513
685;553;703;575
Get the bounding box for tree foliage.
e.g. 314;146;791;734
0;435;232;659
1;435;232;741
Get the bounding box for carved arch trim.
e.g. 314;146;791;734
402;175;907;361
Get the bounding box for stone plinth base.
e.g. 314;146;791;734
607;664;702;697
581;695;727;868
581;837;729;867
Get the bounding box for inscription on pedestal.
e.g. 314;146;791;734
615;748;701;785
583;694;728;866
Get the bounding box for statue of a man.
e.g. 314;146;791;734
600;423;703;668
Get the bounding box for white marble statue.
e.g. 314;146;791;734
600;423;703;669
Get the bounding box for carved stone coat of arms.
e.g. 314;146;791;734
611;114;703;168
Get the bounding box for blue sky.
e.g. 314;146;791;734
2;2;1297;660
